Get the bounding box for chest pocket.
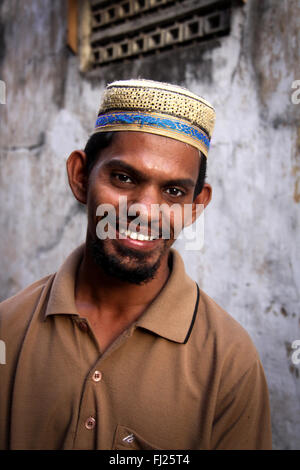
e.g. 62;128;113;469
112;424;162;450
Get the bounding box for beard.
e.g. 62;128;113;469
89;237;169;285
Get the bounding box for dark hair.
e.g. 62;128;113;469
84;132;207;199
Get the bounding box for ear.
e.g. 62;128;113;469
66;150;88;204
186;183;212;227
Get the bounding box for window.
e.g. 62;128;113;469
76;0;247;69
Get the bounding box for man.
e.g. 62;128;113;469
0;79;272;450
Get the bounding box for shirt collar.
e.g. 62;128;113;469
44;244;199;344
135;250;199;343
44;245;83;318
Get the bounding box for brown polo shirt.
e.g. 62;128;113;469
0;245;272;450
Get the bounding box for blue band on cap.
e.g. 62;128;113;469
94;112;210;150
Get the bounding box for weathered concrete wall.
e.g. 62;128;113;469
0;0;299;449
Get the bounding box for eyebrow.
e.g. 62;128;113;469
102;159;196;189
103;159;145;182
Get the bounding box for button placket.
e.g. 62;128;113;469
73;328;134;448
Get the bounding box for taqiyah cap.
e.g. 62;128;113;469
93;79;215;158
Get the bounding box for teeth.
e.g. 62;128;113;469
130;231;138;240
119;228;156;241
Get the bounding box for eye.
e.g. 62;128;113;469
113;173;134;184
165;187;185;197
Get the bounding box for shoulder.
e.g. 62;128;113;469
191;286;260;374
189;288;271;421
0;274;55;378
0;274;54;333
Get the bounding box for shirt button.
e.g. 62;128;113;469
85;416;96;430
78;320;88;332
92;370;102;382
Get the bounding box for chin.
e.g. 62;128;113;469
89;238;166;285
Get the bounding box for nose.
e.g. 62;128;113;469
128;185;162;227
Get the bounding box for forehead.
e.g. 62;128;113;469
95;131;200;181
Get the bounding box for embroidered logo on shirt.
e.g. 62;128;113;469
122;433;135;443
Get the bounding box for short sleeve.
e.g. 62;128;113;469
211;356;272;450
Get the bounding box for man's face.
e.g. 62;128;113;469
85;131;201;284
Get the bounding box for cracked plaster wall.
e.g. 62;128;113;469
0;0;299;449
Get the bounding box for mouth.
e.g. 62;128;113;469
119;227;158;241
115;226;162;252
